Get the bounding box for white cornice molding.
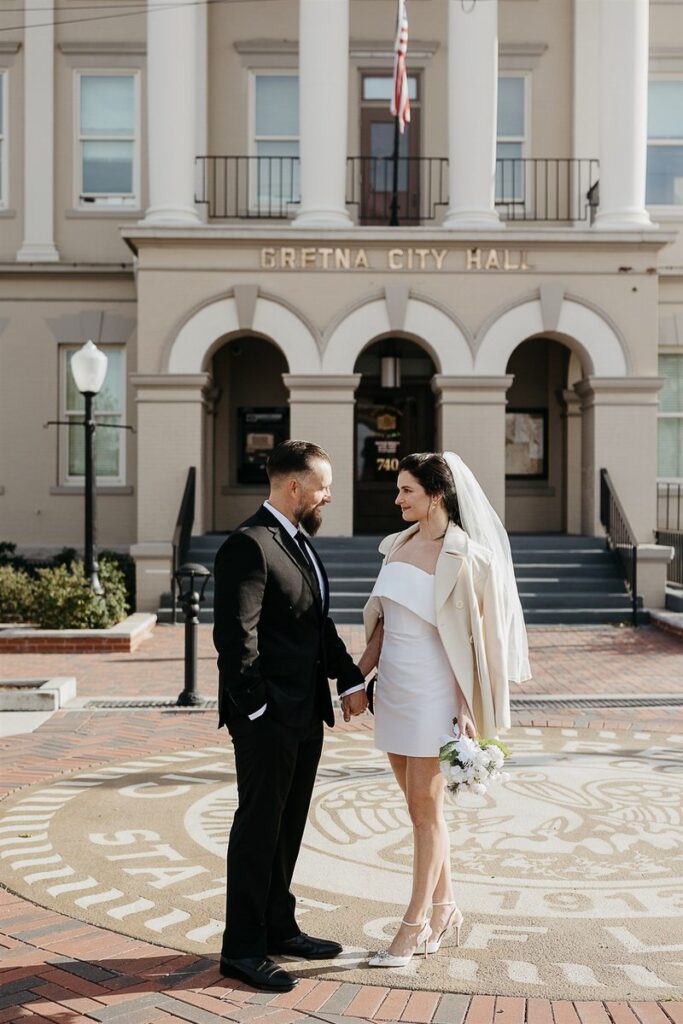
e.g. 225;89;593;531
650;47;683;72
234;38;439;60
349;39;439;61
499;42;548;70
234;39;297;55
58;41;146;56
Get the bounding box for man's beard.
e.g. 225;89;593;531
296;503;323;536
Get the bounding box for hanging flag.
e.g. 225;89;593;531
391;0;411;133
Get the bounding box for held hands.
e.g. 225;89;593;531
340;689;368;723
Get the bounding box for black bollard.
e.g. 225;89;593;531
174;562;211;707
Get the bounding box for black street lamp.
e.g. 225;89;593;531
70;340;108;596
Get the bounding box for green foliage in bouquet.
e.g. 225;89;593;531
478;738;511;757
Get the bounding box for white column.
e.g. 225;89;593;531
443;0;501;229
144;0;200;224
575;377;662;539
293;0;352;228
572;0;600;162
432;376;512;521
16;0;59;262
284;374;360;534
594;0;654;230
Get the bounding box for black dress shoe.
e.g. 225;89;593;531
219;956;298;992
270;932;343;960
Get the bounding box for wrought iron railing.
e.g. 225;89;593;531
171;466;196;625
600;468;639;626
656;482;683;586
195;155;599;224
345;156;449;224
495;158;599;222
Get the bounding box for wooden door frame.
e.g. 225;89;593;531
358;71;421;225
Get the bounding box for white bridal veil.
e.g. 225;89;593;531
442;451;532;683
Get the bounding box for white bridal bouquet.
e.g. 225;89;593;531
438;718;510;796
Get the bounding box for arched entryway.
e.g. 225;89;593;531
504;336;585;533
353;337;437;534
209;335;289;531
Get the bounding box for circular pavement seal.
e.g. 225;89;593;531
1;727;682;999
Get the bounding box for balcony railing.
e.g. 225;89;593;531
195;156;600;224
656;482;683;586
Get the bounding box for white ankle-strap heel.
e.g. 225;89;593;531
367;918;431;967
426;901;463;954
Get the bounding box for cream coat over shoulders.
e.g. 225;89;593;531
362;522;511;738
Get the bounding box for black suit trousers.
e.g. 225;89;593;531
221;715;324;958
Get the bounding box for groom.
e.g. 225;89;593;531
213;440;367;992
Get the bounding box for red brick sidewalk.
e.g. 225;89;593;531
1;885;681;1024
3;623;682;730
1;714;683;1021
1;625;682;1021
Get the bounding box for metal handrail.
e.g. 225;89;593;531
656;482;683;585
171;467;196;625
195;155;600;224
600;468;639;626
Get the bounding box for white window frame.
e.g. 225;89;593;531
0;70;8;210
647;74;683;214
60;345;127;486
655;348;683;483
248;69;300;212
74;69;140;210
496;72;531;208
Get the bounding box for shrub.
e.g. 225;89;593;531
52;547;79;568
100;550;136;612
0;541;31;573
31;558;129;630
0;565;34;622
98;558;130;625
0;541;17;564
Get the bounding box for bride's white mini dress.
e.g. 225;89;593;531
371;560;459;758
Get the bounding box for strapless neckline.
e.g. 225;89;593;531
384;560;435;578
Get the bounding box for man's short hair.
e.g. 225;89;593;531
266;440;330;481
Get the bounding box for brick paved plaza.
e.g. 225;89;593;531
1;623;682;1022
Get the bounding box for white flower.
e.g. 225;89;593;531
471;783;487;795
454;735;479;763
490;747;505;767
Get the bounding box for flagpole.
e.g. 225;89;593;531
389;114;400;227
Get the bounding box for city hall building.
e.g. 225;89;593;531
1;0;682;610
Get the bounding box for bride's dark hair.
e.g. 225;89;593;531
398;452;462;528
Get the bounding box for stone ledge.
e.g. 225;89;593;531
0;613;156;653
649;607;683;640
0;676;76;711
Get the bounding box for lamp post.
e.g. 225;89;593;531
70;340;108;595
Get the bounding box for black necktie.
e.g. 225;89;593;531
294;531;322;604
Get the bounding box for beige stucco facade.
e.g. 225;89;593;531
1;0;682;613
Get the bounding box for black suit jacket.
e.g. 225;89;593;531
213;505;364;734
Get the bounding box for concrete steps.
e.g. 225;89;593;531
157;532;644;626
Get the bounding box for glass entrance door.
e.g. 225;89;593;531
353;338;435;534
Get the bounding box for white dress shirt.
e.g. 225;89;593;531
246;503;364;720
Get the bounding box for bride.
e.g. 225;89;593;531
354;451;530;967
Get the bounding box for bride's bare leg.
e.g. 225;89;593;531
429;815;455;936
384;754;447;957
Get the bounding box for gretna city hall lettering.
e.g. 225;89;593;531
260;247;531;272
